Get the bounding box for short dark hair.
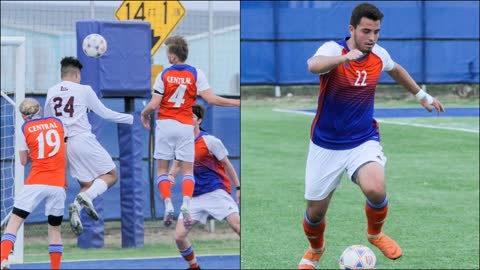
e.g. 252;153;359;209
60;56;82;78
192;104;205;120
350;3;384;28
165;35;188;62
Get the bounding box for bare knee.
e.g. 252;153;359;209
99;169;118;188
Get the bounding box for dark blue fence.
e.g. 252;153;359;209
241;1;479;85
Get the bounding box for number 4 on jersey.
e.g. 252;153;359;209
168;84;187;108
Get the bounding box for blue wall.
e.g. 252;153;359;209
241;1;479;85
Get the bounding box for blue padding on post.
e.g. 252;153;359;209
76;20;151;98
77;196;104;249
118;112;144;248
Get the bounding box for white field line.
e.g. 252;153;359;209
272;108;479;134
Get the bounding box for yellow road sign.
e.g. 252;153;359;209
115;0;186;56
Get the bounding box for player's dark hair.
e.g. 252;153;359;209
192;104;205;120
165;35;188;62
60;56;83;78
350;3;384;28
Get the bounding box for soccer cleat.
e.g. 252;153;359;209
298;243;325;269
69;204;83;236
1;259;10;270
163;199;174;227
76;192;99;221
368;232;402;260
181;205;193;230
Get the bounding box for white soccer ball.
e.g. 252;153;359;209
339;245;376;269
82;33;107;58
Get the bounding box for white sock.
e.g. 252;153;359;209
182;196;191;209
85;179;108;201
74;200;83;212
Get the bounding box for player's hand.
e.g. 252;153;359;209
168;174;176;186
235;190;240;204
141;113;150;130
420;96;445;113
343;49;365;62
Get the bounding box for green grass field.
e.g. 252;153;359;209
240;97;479;269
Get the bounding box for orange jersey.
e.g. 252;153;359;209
153;64;209;125
21;117;66;187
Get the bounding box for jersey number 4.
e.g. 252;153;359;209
36;129;61;159
53;96;75;117
168;85;187;108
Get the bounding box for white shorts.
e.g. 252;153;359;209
178;189;239;224
154;119;194;162
67;132;115;182
305;140;387;201
14;185;66;217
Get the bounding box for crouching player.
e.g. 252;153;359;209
1;98;67;270
168;104;240;269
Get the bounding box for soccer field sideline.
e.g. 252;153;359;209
272;108;480;133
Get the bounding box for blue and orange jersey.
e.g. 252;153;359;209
153;64;210;125
309;37;395;150
21;117;66;187
192;131;231;197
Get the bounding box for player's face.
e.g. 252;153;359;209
350;17;381;53
192;114;200;128
166;50;176;64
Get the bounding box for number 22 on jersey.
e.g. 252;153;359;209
36;129;61;159
168;85;187;108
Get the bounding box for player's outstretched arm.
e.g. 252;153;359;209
199;89;240;107
220;156;240;203
307;49;364;74
85;87;134;124
141;94;163;130
387;63;445;113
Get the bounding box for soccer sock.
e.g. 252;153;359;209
48;244;63;270
156;174;171;200
365;195;389;236
84;178;108;201
1;233;16;261
303;212;326;250
179;246;199;268
182;174;195;198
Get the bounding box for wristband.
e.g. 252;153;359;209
236;186;240;190
415;89;434;105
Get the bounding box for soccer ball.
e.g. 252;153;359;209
82;34;107;58
339;245;376;269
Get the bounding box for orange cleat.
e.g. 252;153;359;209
368;233;402;260
298;243;325;269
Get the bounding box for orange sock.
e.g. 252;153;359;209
182;175;195;198
1;233;16;261
157;174;171;199
180;246;199;268
365;198;389;235
48;244;63;269
303;214;326;249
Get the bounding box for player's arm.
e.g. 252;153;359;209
307;42;364;74
199;89;240;107
386;63;445;113
220;156;240;203
141;92;163;130
19;150;29;166
167;160;180;185
18;129;29;166
85;86;134;124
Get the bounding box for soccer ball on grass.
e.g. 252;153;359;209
339;245;376;269
82;33;107;58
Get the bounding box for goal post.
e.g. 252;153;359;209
1;36;26;264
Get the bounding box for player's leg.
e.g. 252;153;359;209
178;160;195;230
348;141;402;260
225;212;240;235
299;141;345;270
47;217;63;270
1;210;27;268
175;219;199;269
156;159;175;226
203;189;240;236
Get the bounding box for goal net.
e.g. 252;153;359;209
1;36;26;264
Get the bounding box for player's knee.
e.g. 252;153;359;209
48;215;63;226
108;168;118;182
175;232;187;242
12;207;30;219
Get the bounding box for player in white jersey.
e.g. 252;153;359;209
44;56;133;235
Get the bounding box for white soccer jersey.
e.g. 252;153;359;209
45;81;133;137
